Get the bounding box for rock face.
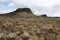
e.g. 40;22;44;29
15;8;33;13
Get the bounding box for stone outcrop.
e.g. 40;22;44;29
40;14;47;17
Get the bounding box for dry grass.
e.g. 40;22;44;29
0;12;60;40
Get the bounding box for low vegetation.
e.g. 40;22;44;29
0;8;60;40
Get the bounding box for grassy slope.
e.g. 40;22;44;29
0;12;60;40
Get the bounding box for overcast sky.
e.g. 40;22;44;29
0;0;60;17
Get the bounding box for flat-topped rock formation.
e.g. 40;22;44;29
0;8;33;16
14;8;33;13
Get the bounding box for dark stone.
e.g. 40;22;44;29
22;37;29;40
2;26;5;28
0;38;6;40
40;14;47;17
7;37;16;40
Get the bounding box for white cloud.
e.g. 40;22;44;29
47;5;60;17
0;3;16;14
0;10;10;14
8;0;60;17
9;0;60;8
0;9;16;14
0;0;60;17
0;0;7;2
8;3;15;7
0;0;17;14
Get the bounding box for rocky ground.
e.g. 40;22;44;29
0;8;60;40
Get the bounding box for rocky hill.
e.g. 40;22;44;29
0;8;33;16
0;8;60;40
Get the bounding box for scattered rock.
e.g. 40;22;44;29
21;32;30;40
